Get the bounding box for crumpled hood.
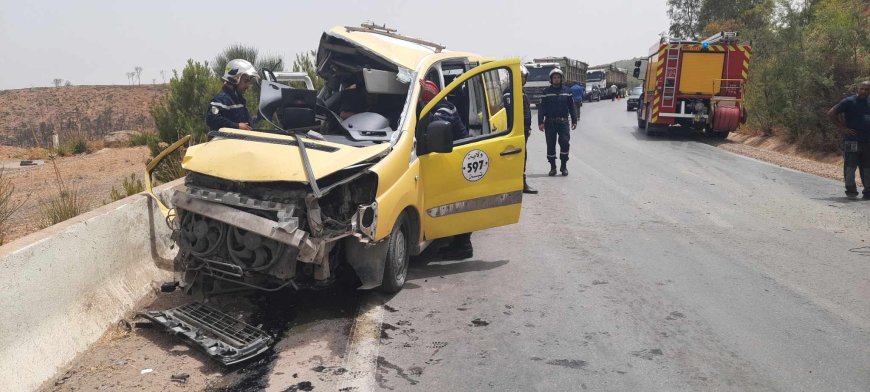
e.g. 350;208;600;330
182;129;390;183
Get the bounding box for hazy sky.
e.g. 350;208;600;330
0;0;669;90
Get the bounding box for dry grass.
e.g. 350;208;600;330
38;187;84;229
0;168;26;245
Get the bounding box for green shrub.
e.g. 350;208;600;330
129;132;159;147
109;174;145;202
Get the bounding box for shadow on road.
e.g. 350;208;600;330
632;125;733;147
407;259;510;281
811;196;868;204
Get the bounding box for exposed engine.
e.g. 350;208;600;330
173;171;379;294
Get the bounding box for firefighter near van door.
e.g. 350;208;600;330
538;68;577;176
503;65;538;194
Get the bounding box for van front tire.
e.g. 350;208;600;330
379;214;410;293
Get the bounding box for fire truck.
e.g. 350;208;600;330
634;32;751;138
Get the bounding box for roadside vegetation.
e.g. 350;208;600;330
667;0;869;152
109;174;145;202
148;45;324;182
0;169;25;245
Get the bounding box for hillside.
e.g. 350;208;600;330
0;85;168;147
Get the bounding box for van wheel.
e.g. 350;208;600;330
379;214;410;293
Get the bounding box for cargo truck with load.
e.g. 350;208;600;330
634;31;751;138
523;57;588;105
586;65;627;101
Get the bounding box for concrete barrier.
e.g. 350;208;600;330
0;179;182;392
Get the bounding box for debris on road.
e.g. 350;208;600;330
138;302;274;366
140;368;153;375
470;318;489;327
170;373;189;384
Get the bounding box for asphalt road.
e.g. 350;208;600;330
48;99;870;392
371;100;870;391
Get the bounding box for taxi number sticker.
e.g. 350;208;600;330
462;149;489;182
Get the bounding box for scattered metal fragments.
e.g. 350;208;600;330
170;372;190;384
139;302;274;366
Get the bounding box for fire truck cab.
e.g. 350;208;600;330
634;32;751;138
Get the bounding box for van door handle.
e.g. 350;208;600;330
500;148;523;156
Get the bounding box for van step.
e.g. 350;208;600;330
139;302;274;365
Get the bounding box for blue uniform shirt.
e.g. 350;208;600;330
834;95;870;142
538;85;577;125
569;84;584;103
206;85;254;131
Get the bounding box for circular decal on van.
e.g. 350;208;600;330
462;149;489;182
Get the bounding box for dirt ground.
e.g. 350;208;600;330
722;132;861;187
0;146;151;243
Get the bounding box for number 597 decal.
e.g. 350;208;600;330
462;149;489;182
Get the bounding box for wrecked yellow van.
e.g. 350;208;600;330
148;24;527;294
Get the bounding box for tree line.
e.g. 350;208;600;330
667;0;869;151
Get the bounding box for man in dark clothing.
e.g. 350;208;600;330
538;68;577;176
207;59;259;132
828;81;870;199
417;79;473;260
503;65;538;194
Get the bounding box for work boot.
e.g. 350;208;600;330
846;187;859;198
560;161;569;176
523;181;538;194
548;162;557;177
438;238;473;260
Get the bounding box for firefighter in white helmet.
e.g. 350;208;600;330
537;68;577;176
206;59;260;132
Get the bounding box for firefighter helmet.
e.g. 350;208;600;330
549;68;564;81
222;59;259;85
520;65;529;77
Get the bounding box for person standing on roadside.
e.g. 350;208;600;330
207;59;260;132
827;81;870;199
538;68;576;176
503;65;538;194
569;83;584;117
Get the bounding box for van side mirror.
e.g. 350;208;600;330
634;60;642;67
633;68;640;78
417;119;453;155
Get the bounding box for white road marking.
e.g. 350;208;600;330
336;296;384;392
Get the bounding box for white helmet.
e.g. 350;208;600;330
222;59;259;85
520;64;529;77
549;68;564;80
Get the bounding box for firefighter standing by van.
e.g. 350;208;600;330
207;59;260;132
538;68;577;176
503;65;538;194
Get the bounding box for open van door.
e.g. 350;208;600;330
416;59;525;240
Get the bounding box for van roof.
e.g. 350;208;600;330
324;25;485;71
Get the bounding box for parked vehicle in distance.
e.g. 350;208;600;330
524;57;588;105
627;86;642;111
634;31;752;137
586;65;627;100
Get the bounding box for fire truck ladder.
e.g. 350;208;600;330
662;46;680;109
